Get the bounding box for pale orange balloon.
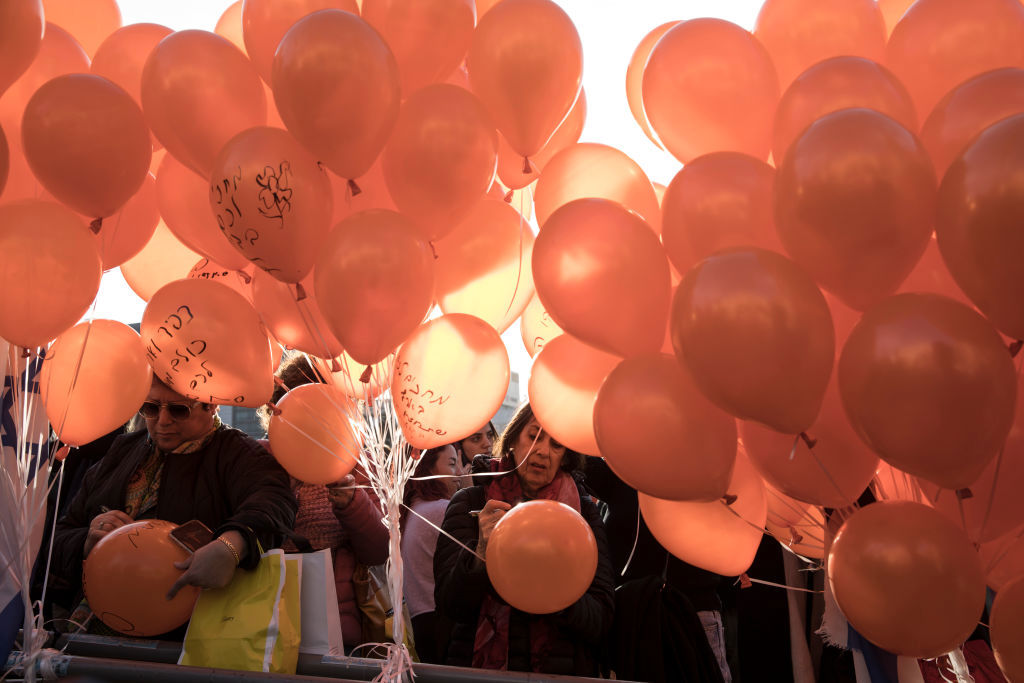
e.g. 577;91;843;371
640;448;767;577
362;0;475;95
92;174;159;269
382;84;498;241
764;484;826;560
626;22;677;150
141;30;266;179
979;525;1024;591
754;0;885;91
434;199;534;333
40;320;152;446
991;575;1024;682
828;501;986;658
241;0;359;84
22;74;150;218
519;295;563;357
0;0;44;98
773;56;917;165
486;500;597;614
120;220;201;302
311;352;394;403
467;0;582;161
660;152;779;276
643;19;779;164
534;143;660;234
268;383;361;484
142;278;273;407
214;1;246;54
187;258;254;303
393;313;509;449
155;152;251;271
0;200;101;348
251;269;344;359
272;9;400;182
775;108;937;312
527;334;620;456
314;210;435;365
533;198;670;358
839;293;1017;490
496;89;585;191
594;353;738;501
885;0;1024;120
42;0;120;58
671;248;835;435
878;0;914;37
740;375;879;509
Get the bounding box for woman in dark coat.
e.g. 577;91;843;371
433;402;615;676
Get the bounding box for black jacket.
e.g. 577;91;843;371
433;474;615;676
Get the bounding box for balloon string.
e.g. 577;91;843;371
620;502;642;578
735;576;823;594
501;189;529;323
402;501;485;563
984;526;1024;573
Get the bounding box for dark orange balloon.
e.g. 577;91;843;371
120;220;201;302
22;74;151;218
272;10;400;182
534;143;660;234
141;30;266;179
642;19;779;163
754;0;885;91
0;124;8;197
773;56;917;164
885;0;1024;120
0;0;44;98
775;108;937;311
251;269;344;359
594;353;738;502
992;576;1024;681
828;501;986;658
486;500;597;614
269;383;361;485
42;0;120;58
93;172;159;269
496;89;585;191
467;0;582;161
672;248;834;435
626;22;677;150
936;114;1024;341
839;293;1017;489
533;198;670;358
919;68;1024;180
382;84;498;241
979;525;1024;592
314;210;435;365
0;200;101;348
660;152;779;276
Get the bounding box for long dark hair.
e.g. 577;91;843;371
401;446;454;528
493;402;585;474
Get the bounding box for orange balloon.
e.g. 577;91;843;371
382;84;498;241
362;0;475;95
979;525;1024;591
533;198;670;358
92;172;159;270
120;220;201;302
141;278;273;407
268;383;361;485
486;500;597;614
272;9;400;182
936;113;1024;340
0;1;44;97
828;501;986;658
534;143;660;234
209;126;334;282
773;56;917;165
312;352;394;403
82;520;199;636
214;1;246;54
671;248;834;435
519;294;563;358
496;89;585;191
885;0;1024;122
393;313;509;450
42;0;120;58
434;199;535;333
640;448;767;577
241;0;358;85
991;575;1024;682
141;30;266;179
660;152;779;276
40;320;152;446
594;353;738;501
878;0;914;37
626;22;677;150
764;484;826;560
839;293;1017;490
754;0;885;91
187;258;254;303
740;375;879;509
527;334;620;456
642;19;779;164
467;0;582;161
251;269;344;359
314;210;435;365
0;201;101;348
0;124;9;198
919;68;1024;180
775;108;937;311
22;74;150;218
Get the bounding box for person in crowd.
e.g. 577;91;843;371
433;403;615;676
400;444;460;663
451;422;497;473
51;375;297;637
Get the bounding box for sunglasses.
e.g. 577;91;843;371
138;400;196;421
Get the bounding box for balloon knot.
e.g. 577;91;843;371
273;376;289;390
20;347;31;358
294;282;307;301
429;241;438;259
955;487;974;501
799;432;817;449
722;493;738;506
55;444;71;462
1009;340;1023;357
522;156;532;174
411;448;422;460
739;573;752;589
88;217;103;234
347;178;362;197
331;357;342;372
359;365;373;384
789;526;804;545
266;402;282;416
503;190;514;203
236;270;252;285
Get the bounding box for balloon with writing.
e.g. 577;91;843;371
519;294;563;357
187;257;253;303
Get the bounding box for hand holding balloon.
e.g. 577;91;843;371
84;509;134;558
476;499;512;558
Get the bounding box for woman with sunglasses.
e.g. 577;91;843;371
50;376;296;637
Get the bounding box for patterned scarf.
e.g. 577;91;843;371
472;457;581;671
